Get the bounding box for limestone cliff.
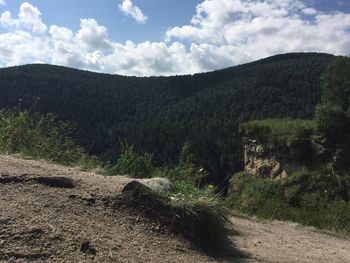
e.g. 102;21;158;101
240;119;316;180
243;138;301;180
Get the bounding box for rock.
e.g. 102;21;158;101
122;178;174;193
80;241;97;256
244;140;301;179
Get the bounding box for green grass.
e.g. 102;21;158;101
240;118;316;148
120;181;230;249
240;118;318;165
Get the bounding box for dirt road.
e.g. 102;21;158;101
0;155;349;262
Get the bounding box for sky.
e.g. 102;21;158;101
0;0;350;76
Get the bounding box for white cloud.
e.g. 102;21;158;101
102;41;197;76
166;0;350;67
0;1;350;76
76;19;112;50
0;11;15;27
0;2;47;33
119;0;147;24
0;0;5;6
302;7;318;15
19;2;47;33
0;30;49;66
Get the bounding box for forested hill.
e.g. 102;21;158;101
0;52;334;184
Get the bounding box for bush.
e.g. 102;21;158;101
228;173;288;217
228;172;350;236
105;143;154;178
0;110;89;165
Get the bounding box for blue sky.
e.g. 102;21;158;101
0;0;350;76
0;0;204;43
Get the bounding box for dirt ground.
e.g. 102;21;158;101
0;155;349;263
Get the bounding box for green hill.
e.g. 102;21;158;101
0;53;334;184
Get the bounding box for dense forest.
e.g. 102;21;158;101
0;53;334;185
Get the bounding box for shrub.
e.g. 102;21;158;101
228;172;350;236
105;143;154;178
229;173;286;215
0;110;88;165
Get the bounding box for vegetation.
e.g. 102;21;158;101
315;56;350;171
240;119;316;163
0;110;102;170
240;119;316;148
105;142;155;178
107;142;230;248
121;182;230;249
0;53;334;186
228;172;350;236
0;110;87;165
228;56;350;236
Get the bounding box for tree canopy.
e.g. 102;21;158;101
316;56;350;169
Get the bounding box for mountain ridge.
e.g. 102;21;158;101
0;52;335;183
0;52;333;77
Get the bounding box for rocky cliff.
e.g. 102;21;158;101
240;119;316;180
243;138;301;180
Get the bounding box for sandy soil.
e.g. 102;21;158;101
0;155;349;263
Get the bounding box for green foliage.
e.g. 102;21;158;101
228;173;290;218
240;119;316;149
230;57;350;236
240;118;317;165
106;141;229;247
229;57;350;235
121;181;230;249
228;172;350;236
168;194;230;248
315;56;350;169
298;194;350;234
282;166;345;203
0;110;87;165
105;143;154;178
168;142;208;185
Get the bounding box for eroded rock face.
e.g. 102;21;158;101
244;139;300;180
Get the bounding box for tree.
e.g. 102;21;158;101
315;56;350;170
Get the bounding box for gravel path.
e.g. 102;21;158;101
0;155;349;263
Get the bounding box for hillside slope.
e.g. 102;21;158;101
0;53;334;182
1;156;349;263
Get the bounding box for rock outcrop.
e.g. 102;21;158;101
244;139;301;180
122;177;174;193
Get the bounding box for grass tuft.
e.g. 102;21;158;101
119;182;230;249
